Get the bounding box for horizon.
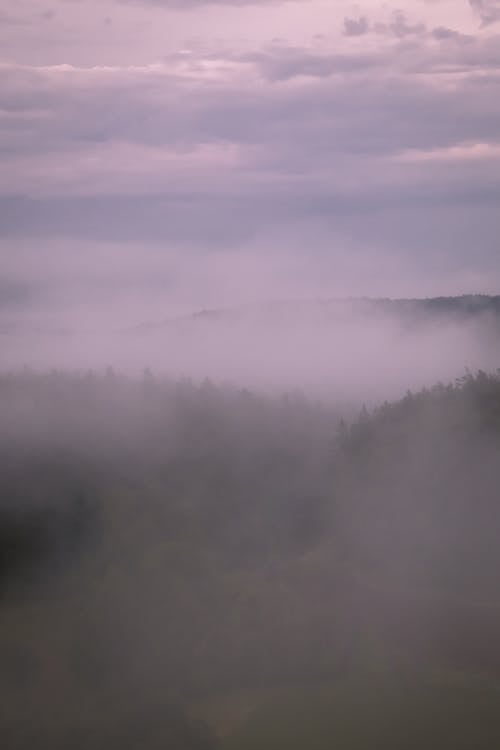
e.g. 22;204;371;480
1;0;500;327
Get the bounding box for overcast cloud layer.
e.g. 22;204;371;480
1;0;499;324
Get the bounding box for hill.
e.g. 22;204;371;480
1;369;500;748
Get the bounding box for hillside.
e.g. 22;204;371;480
134;294;500;331
1;369;500;748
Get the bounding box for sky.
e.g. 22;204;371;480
1;0;500;324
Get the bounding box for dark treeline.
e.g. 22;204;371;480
1;369;500;749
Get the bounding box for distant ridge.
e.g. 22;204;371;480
133;295;500;333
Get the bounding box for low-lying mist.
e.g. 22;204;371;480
2;296;500;405
1;367;500;748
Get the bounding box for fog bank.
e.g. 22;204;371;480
2;297;499;404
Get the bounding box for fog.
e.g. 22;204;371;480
1;362;500;748
2;0;500;744
1;242;500;750
2;297;499;405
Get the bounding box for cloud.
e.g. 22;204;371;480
116;0;292;6
1;2;499;316
376;10;427;38
1;37;499;250
343;11;466;42
431;25;468;40
2;30;499;163
247;46;382;80
0;9;32;27
469;0;500;26
343;17;369;37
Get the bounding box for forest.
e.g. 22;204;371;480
1;368;500;749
